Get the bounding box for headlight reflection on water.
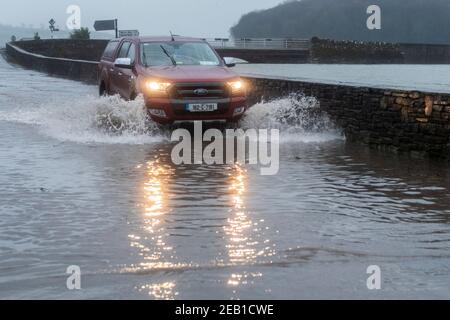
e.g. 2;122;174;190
130;159;182;299
225;165;275;290
127;160;275;298
225;165;256;264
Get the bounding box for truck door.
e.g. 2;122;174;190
111;41;131;98
116;42;137;100
100;40;119;95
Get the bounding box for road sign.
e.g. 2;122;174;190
94;19;116;31
94;19;118;38
119;30;139;37
49;18;59;33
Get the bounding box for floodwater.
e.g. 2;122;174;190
1;56;450;299
235;64;450;94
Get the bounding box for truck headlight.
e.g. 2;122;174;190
227;80;245;94
145;81;172;93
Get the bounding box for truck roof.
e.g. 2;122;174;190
115;36;206;43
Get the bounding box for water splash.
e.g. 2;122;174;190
0;90;343;145
240;93;344;143
0;94;167;144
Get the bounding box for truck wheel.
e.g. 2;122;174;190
99;82;107;97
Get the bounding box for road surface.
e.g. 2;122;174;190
1;56;450;299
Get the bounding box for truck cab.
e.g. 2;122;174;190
98;36;248;124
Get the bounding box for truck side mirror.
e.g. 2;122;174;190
223;57;236;68
114;58;133;69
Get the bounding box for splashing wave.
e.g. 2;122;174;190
0;94;167;144
240;93;344;143
0;92;343;144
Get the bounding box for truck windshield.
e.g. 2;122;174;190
140;42;221;67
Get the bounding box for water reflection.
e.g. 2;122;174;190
127;155;278;298
135;159;174;261
130;158;181;299
139;282;178;300
225;164;275;290
225;165;257;264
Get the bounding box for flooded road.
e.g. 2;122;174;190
1;56;450;299
235;64;450;94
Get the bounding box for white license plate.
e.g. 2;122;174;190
186;103;218;112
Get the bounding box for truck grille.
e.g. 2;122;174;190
169;83;229;100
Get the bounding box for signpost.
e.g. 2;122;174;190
49;18;59;38
118;30;139;37
94;19;118;38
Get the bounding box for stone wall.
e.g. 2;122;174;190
310;38;404;64
6;42;98;83
400;43;450;64
11;39;310;64
217;48;310;63
244;77;450;157
310;38;450;64
12;39;109;61
10;39;450;64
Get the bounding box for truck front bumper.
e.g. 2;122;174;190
145;96;247;124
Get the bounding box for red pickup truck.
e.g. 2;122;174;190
98;36;248;124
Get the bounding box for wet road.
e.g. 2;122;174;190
1;56;450;299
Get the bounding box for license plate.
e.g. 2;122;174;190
186;103;218;112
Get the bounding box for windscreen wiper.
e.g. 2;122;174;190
142;50;149;67
160;45;177;66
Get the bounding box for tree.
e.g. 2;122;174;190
70;27;91;40
34;32;41;40
230;0;450;44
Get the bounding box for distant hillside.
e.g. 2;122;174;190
231;0;450;44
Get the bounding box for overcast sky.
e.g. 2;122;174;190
0;0;283;37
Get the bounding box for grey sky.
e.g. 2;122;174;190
0;0;283;37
